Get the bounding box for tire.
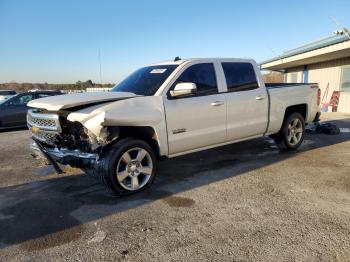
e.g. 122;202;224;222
274;112;305;151
96;138;157;196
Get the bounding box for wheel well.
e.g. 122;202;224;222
284;104;307;121
117;126;161;159
273;104;307;138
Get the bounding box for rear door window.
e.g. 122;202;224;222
221;63;259;92
173;63;218;96
37;93;51;98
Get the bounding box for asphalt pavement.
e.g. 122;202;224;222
0;113;350;261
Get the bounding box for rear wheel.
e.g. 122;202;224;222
274;112;305;150
97;138;157;196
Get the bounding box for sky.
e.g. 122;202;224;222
0;0;349;84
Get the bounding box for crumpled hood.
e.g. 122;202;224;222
28;91;137;111
67;96;164;137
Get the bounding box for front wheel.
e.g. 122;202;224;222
274;112;305;150
97;138;157;196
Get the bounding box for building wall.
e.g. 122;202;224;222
285;67;303;83
285;57;350;113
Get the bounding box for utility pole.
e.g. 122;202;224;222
98;49;103;85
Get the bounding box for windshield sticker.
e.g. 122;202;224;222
150;68;167;74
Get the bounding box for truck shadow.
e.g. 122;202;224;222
0;126;27;133
0;119;349;250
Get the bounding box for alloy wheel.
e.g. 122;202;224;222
287;118;303;146
116;147;153;191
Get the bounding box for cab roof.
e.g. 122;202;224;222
152;58;256;66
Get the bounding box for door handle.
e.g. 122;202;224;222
210;101;224;107
255;95;265;100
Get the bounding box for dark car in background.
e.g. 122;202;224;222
0;90;62;129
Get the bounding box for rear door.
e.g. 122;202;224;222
220;61;268;141
163;62;227;155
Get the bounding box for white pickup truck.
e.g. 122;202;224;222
28;58;321;195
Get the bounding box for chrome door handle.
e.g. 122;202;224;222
210;101;224;106
255;95;265;100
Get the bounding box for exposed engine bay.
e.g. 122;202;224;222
27;106;121;171
59;115;120;153
29;108;119;150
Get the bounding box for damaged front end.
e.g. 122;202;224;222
27;108;118;172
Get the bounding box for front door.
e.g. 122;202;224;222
1;94;35;127
164;63;226;155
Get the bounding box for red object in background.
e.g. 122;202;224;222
329;91;340;112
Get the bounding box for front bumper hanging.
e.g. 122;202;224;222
30;139;98;174
32;138;64;174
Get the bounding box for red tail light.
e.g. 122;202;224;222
310;85;321;106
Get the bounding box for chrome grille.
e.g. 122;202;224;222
27;109;61;146
27;109;61;132
27;114;57;128
32;132;58;146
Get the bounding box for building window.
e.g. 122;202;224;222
290;73;298;83
341;67;350;92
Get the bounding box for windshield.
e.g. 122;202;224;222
112;65;178;96
0;95;14;105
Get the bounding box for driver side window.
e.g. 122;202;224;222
172;63;218;96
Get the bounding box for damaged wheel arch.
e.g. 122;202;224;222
99;126;162;161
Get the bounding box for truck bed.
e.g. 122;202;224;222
266;82;319;135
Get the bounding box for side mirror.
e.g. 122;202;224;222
170;83;197;98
